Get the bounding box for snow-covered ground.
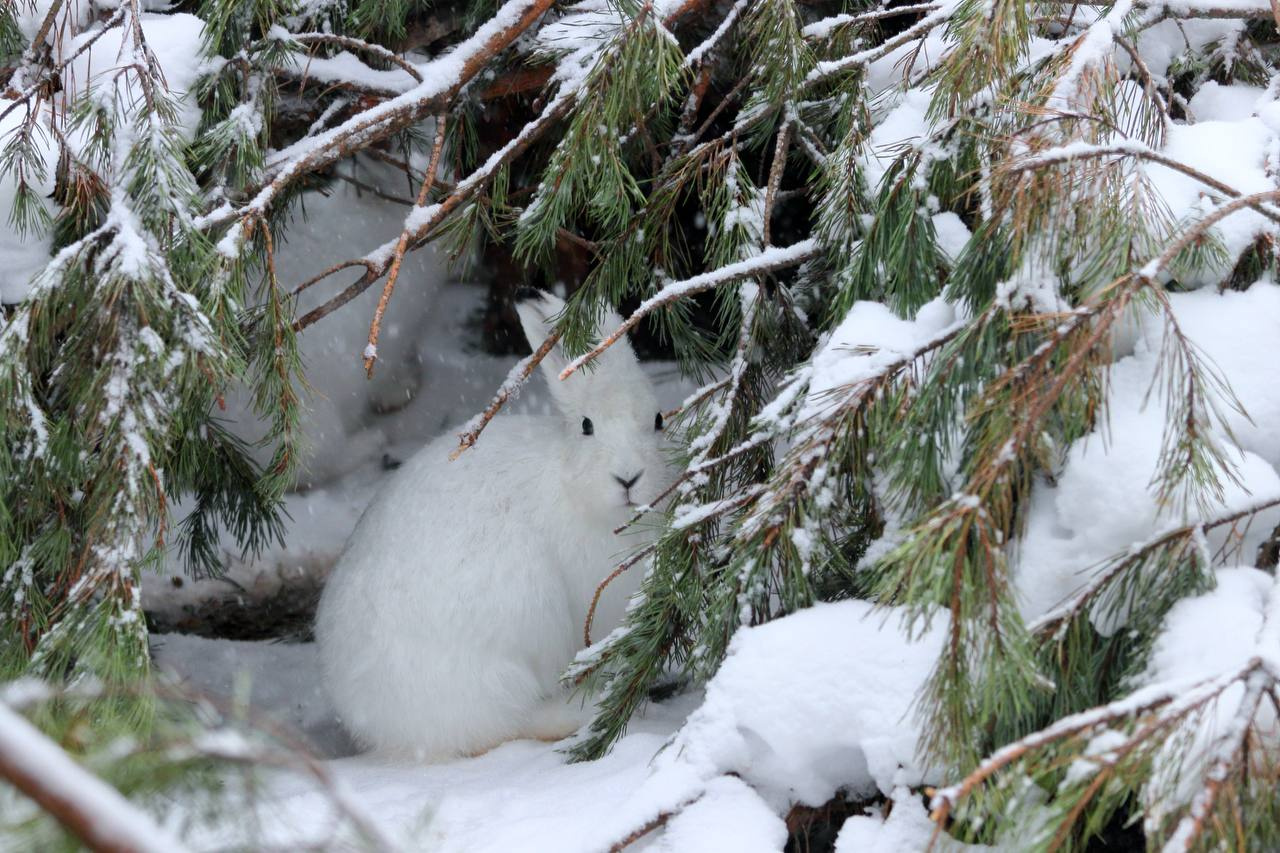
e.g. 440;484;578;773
151;601;957;852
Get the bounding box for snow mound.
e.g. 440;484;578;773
1145;567;1274;688
656;776;786;852
660;599;947;809
1014;279;1280;624
151;600;951;851
151;634;354;756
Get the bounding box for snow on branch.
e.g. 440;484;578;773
451;330;563;457
805;2;957;84
928;660;1263;818
559;239;819;380
1034;0;1279;17
1031;493;1280;637
218;0;556;229
289;32;426;84
1003;141;1280;225
0;702;190;853
292;77;581;331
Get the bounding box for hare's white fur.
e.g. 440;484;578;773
314;293;672;759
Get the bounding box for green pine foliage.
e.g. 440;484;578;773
3;0;1280;848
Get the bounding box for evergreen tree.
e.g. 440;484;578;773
2;0;1279;848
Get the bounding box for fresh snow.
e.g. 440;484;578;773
148;598;946;851
5;0;1280;849
660;600;947;809
1012;279;1280;626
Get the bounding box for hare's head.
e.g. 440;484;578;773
515;291;672;518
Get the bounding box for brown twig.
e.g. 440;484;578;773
762;122;792;248
290;257;375;298
450;330;562;458
293;91;576;331
583;544;658;647
363;112;448;377
332;169;416;206
479;65;553;99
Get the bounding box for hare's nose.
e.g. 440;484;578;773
614;470;643;490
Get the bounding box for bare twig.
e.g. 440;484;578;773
363;112;448;377
451;330;562;458
290;258;376;298
584;544;657;647
293;90;576;331
762;122;792;248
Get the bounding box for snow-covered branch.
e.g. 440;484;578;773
0;703;189;853
559;239;819;380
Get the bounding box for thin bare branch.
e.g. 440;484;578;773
362;112;448;377
451;330;562;457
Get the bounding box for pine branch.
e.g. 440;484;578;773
0;702;189;853
204;0;557;232
1031;493;1280;638
293;87;578;331
559;240;819;379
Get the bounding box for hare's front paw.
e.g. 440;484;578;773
523;697;595;743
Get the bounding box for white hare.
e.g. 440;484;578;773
314;291;672;759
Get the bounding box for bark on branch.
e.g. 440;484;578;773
0;703;189;853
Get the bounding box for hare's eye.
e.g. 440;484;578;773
581;417;594;436
654;412;664;431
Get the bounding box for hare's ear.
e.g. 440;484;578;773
514;288;572;385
